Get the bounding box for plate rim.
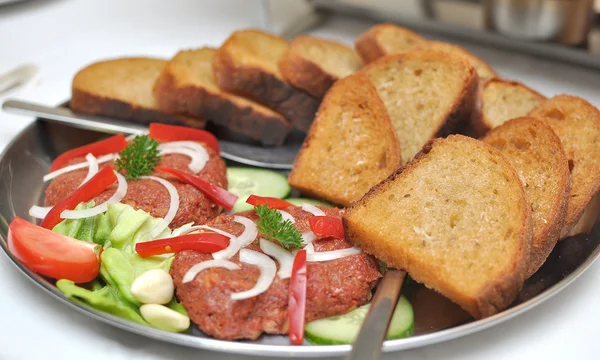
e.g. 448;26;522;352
2;120;600;357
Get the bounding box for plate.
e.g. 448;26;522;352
2;120;600;357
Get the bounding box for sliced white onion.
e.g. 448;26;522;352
29;205;52;219
302;203;326;217
260;239;294;279
307;247;362;262
80;153;99;186
234;215;258;247
304;242;315;253
60;172;128;219
139;175;179;227
43;153;118;182
158;142;209;174
301;231;316;245
171;222;195;237
182;259;240;283
277;210;295;224
231;249;277;300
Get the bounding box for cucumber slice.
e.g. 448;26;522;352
304;296;414;345
227;167;291;213
285;198;335;208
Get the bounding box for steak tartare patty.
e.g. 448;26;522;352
170;206;381;340
45;141;227;227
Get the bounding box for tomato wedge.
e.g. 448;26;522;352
8;217;102;283
135;233;230;257
246;195;294;210
154;167;238;211
149;123;220;155
308;216;345;239
41;166;117;229
288;249;307;345
49;134;127;172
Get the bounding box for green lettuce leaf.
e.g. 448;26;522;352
56;279;147;325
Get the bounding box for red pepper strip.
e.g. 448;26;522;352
149;123;220;155
135;233;230;258
41;166;117;229
288;250;307;345
49;134;127;172
308;216;345;239
246;195;294;210
155;167;238;212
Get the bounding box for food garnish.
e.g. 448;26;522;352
308;216;345;240
49;133;127;172
149;123;220;155
135;233;230;258
116;135;162;180
155;167;238;211
41;166;118;229
246;195;294;210
288;249;307;345
255;204;303;250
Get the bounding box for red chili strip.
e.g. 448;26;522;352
41;166;117;229
135;233;230;257
149;123;220;155
154;167;238;211
308;216;345;239
246;195;294;210
49;134;127;172
288;249;307;345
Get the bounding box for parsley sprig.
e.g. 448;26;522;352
116;135;162;180
255;205;303;250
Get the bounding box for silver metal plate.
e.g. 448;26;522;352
1;120;600;357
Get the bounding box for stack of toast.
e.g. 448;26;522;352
69;23;600;318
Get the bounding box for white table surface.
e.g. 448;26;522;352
1;1;600;359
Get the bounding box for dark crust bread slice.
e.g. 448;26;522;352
278;35;363;99
483;117;570;278
212;29;321;132
343;135;532;318
529;95;600;237
153;48;291;146
288;72;401;206
71;89;206;128
71;57;205;128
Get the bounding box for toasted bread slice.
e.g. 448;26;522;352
427;42;497;79
278;35;363;99
288;72;401;206
529;95;600;237
344;135;532;318
212;29;320;132
483;117;569;277
71;58;205;128
355;23;428;63
360;50;478;164
153;48;291;146
473;79;546;136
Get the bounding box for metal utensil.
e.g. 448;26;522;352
2;99;297;169
346;269;407;360
0;64;38;96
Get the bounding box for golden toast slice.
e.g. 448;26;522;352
474;78;546;136
278;35;363;99
71;58;205;128
344;135;532;319
212;29;320;132
360;50;478;164
355;23;497;79
529;95;600;237
288;72;401;206
153;48;291;146
483;117;570;277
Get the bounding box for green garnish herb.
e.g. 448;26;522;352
255;204;303;250
116;135;162;180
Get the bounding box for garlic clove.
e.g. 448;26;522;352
131;269;174;305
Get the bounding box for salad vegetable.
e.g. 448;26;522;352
246;195;294;210
226;167;291;213
148;123;220;155
308;216;345;240
288;249;307;345
49;133;127;172
135;233;230;258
